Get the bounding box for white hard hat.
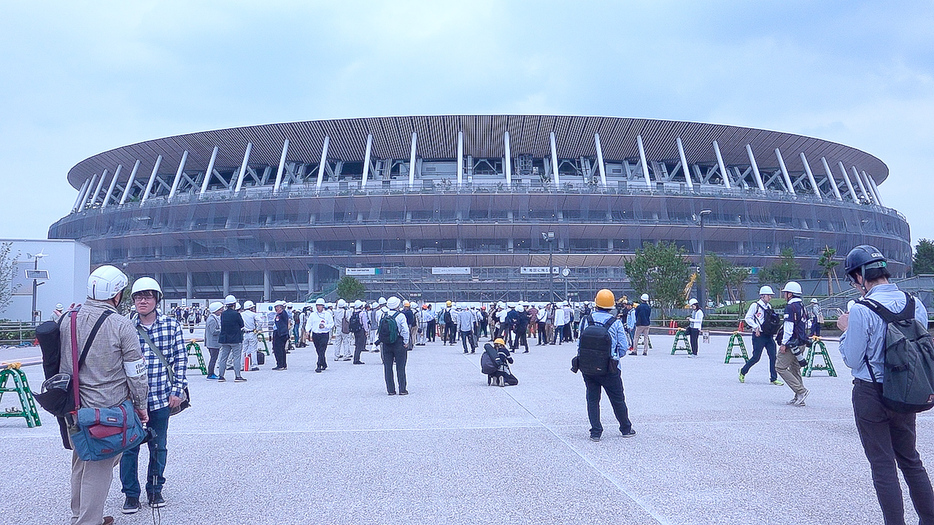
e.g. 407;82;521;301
286;302;293;308
315;298;325;306
274;300;286;307
235;302;241;310
243;300;255;309
782;281;803;295
378;297;387;305
337;299;347;308
758;286;774;296
131;277;162;300
516;304;525;312
209;301;224;312
55;303;63;310
224;294;237;305
641;294;649;302
688;298;698;306
810;298;819;303
87;265;128;301
387;296;402;310
353;300;363;308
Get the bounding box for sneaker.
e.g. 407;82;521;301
353;361;364;365
738;371;745;383
590;435;601;442
217;377;226;382
206;374;218;380
250;367;260;371
388;391;396;396
122;496;141;514
234;376;247;382
770;379;784;386
787;395;799;405
315;368;322;373
102;517;115;525
621;429;637;438
642;352;647;356
399;391;408;395
148;493;165;508
794;389;809;406
628;351;636;356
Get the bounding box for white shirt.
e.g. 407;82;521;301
689;309;704;329
305;308;334;334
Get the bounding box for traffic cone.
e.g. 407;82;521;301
738;320;745;332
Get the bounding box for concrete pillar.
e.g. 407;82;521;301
186;272;193;300
223;271;230;297
264;269;271;301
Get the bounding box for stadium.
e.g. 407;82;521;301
48;115;911;303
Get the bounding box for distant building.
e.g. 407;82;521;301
0;239;89;322
49;115;909;303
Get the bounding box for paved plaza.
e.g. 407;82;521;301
2;330;932;524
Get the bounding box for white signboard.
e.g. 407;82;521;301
520;267;559;275
431;267;471;275
346;268;377;276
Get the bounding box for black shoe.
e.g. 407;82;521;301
148;493;165;508
315;368;322;373
463;351;468;354
217;377;226;382
523;350;529;353
122;496;141;514
388;391;396;396
234;376;246;382
400;390;408;395
621;429;637;438
590;435;601;442
353;361;364;365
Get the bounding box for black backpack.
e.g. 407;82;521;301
577;315;617;375
378;311;401;344
444;309;453;324
348;310;363;333
857;293;934;413
757;303;782;336
480;344;501;375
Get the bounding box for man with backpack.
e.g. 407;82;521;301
379;296;410;395
776;281;809;406
349;300;369;365
572;289;635;442
333;299;353;361
838;245;934;524
739;286;783;385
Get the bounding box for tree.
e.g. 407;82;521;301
914;239;934;275
0;242;20;313
336;275;366;301
705;253;750;305
817;245;840;295
758;248;802;285
624;241;691;314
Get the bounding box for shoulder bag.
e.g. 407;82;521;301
137;325;191;416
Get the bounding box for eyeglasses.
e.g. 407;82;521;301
132;293;157;301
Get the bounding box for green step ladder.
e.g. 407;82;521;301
0;363;41;428
257;332;270;356
724;332;749;364
804;337;837;377
186;341;207;376
670;329;691;354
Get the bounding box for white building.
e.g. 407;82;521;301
0;239;90;322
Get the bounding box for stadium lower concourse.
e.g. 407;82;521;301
49;115;911;302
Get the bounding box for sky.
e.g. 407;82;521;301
1;0;932;247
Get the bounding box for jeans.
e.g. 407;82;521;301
741;334;778;381
688;327;700;355
381;341;407;393
120;406;170;499
460;330;476;353
853;380;934;525
217;342;242;379
512;329;528;352
582;367;632;438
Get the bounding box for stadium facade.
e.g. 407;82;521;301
48;115;911;303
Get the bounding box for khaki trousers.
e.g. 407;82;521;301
776;347;806;395
70;450;120;525
634;325;651;354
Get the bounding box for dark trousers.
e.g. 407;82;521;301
582;368;632;438
741;334;778;381
444;323;457;344
460;330;476;353
273;334;288;368
563;323;573;342
479;320;488;338
426;320;436;342
206;347;219;376
353;330;367;362
512;329;528;352
537;321;547;344
120;406;170;499
688;327;700;355
810;318;822;337
552;325;564;344
381;341;407;394
853;380;934;525
312;332;329;369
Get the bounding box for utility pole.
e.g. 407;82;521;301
698;210;711;308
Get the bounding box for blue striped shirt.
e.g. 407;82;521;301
136;313;189;411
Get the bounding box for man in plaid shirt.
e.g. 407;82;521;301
119;277;188;514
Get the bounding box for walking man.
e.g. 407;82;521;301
457;305;477;354
838;245;934;524
379;296;410;395
776;281;808;405
739;286;782;385
333;299;353;361
121;277;188;513
305;298;334;373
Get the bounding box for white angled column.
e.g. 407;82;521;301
865;173;884;206
799;153;821;201
456;131;464;187
637;135;652;187
200;147;219;198
819;157;842;200
862;171;880;204
72;179;90;212
120;160;141;205
361;135;372;189
745;144;765;191
408;132;417;189
102;164;122;208
315;136;330;194
677;137;693;190
273;139;289;194
89;169;108;207
168;150;188;199
851;166;870;202
234;143;252;193
504;131;512;185
549;132;561;188
713;141;731;189
837;161;858;201
594;133;607;187
80;174;98;210
140;155;162;205
775;148;795;195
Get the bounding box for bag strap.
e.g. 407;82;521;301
137;325;176;386
70;309;113;410
857;293;915;324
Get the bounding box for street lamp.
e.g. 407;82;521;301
27;252;48;326
542;231;555;301
698;210;711;309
